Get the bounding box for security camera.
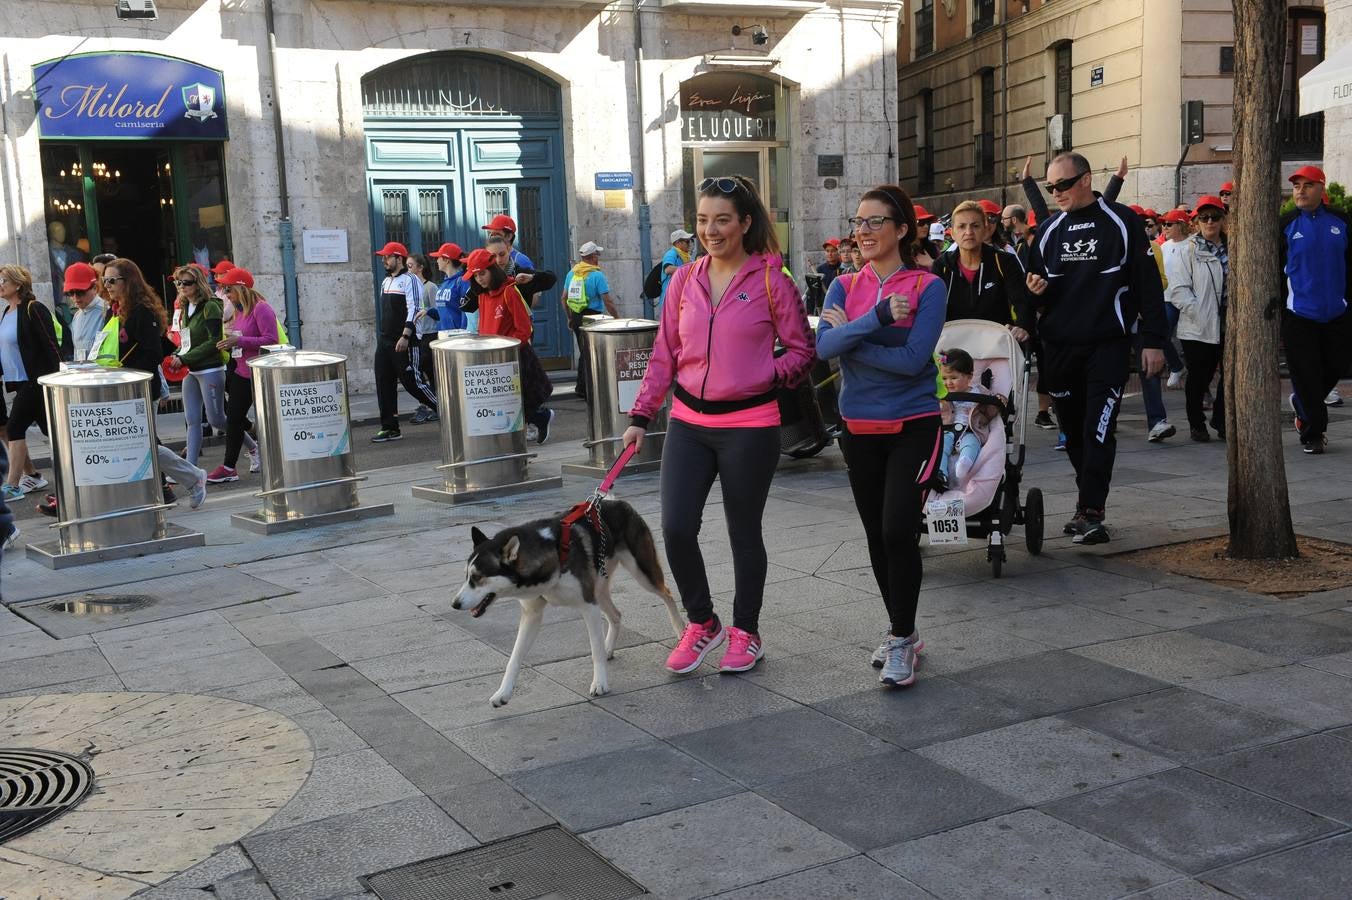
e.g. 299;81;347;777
732;24;769;46
115;0;157;19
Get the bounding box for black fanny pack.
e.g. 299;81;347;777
674;382;777;415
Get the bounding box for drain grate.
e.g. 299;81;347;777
364;826;645;900
44;594;158;615
0;748;95;843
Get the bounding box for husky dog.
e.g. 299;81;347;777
452;499;685;707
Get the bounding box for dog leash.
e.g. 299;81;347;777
559;442;641;570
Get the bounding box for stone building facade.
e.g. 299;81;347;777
2;0;901;386
897;0;1326;216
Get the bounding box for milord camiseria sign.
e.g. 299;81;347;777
33;52;229;140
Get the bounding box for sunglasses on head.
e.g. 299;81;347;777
699;176;745;195
1044;170;1089;194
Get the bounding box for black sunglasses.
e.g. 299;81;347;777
699;177;745;195
174;279;196;287
1044;170;1089;194
1197;213;1224;223
103;276;125;285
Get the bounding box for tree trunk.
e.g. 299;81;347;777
1226;0;1299;559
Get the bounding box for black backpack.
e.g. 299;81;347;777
642;262;664;301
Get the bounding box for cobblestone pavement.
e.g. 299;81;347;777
1;387;1350;899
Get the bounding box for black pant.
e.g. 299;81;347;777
1282;308;1352;442
568;310;591;399
402;340;437;409
224;369;255;468
839;418;942;638
1180;339;1224;433
374;340;402;432
660;419;781;634
1042;338;1130;514
417;334;437;386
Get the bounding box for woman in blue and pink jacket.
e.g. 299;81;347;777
816;185;947;689
623;174;813;677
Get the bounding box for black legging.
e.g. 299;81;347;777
839;417;943;638
1180;339;1224;433
659;418;780;634
224;368;255;469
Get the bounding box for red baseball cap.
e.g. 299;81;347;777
1159;209;1188;224
1192;195;1226;216
1144;208;1159;220
913;204;936;224
822;238;841;249
1219;181;1234;194
1288;165;1325;185
429;242;464;261
481;214;517;234
63;262;98;292
217;266;255;288
978;199;1002;216
460;248;496;281
211;259;235;275
375;241;409;257
1128;204;1146;216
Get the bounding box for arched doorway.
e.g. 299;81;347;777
362;53;569;363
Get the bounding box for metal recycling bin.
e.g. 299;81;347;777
29;367;203;568
412;334;562;503
564;317;666;477
230;349;393;533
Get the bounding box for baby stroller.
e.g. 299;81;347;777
922;318;1044;577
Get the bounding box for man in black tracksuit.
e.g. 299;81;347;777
1026;152;1167;544
372;241;420;442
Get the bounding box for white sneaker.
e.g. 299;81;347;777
164;475;177;485
1147;420;1177;443
248;447;261;473
189;477;207;510
1166;371;1184;390
1326;388;1344;407
19;473;48;493
18;470;47;491
2;523;19;551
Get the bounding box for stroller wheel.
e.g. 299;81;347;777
1025;488;1045;556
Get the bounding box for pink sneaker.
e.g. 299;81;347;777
665;619;726;674
205;465;239;484
719;627;764;673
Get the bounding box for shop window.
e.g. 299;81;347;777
180;143;232;270
1280;11;1324;158
39;145;91;304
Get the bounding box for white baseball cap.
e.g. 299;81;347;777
670;229;694;243
578;241;604;257
928;222;945;241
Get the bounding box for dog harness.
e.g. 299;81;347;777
558;444;638;576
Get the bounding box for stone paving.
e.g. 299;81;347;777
1;388;1351;899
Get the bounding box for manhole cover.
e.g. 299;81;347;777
44;594;157;615
364;826;645;900
0;748;95;843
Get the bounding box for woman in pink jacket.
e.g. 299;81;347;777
206;268;278;484
623;175;813;675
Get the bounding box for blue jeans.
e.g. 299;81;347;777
183;368;229;466
1163;304;1184;374
1135;333;1167;428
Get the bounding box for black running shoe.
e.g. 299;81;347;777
1073;518;1110;545
1033;411;1056;430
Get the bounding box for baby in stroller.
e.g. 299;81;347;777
935;348;1003;492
